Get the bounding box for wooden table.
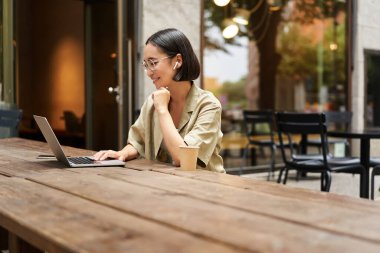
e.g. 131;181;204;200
1;138;380;252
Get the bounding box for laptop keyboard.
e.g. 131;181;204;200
68;157;95;165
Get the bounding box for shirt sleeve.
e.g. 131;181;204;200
183;102;222;167
127;101;148;157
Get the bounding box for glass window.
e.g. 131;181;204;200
204;0;348;168
204;0;348;115
365;51;380;129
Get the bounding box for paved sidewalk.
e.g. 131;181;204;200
223;147;380;200
242;170;380;201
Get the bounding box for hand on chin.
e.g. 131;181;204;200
155;82;167;90
153;79;161;89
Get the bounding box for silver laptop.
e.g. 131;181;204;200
33;115;125;168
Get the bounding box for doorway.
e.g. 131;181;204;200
86;0;118;150
15;0;137;150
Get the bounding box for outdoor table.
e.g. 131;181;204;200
1;138;380;252
328;130;380;198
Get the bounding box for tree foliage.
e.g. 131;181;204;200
218;77;247;109
277;23;318;81
204;0;345;48
204;0;347;110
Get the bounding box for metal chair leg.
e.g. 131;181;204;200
277;167;285;183
283;168;289;184
320;172;331;192
325;171;331;192
321;172;325;191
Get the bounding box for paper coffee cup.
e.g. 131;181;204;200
179;145;199;171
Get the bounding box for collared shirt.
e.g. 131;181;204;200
127;84;225;173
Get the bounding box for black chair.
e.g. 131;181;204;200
304;111;352;156
276;112;365;195
241;110;277;180
293;111;353;181
0;108;23;138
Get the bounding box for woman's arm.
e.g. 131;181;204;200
94;144;139;161
119;144;139;160
153;88;186;165
156;109;185;165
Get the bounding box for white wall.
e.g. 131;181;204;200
351;0;380;156
352;0;380;130
138;0;202;107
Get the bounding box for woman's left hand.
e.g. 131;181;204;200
152;87;170;113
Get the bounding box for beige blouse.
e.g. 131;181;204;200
127;84;225;173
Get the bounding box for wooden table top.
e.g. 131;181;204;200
1;138;380;252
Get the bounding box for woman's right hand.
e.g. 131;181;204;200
152;87;170;113
93;150;127;161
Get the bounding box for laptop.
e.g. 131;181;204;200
33;115;125;168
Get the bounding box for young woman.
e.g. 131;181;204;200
94;28;224;173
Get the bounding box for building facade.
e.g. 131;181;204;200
1;0;380;155
352;0;380;130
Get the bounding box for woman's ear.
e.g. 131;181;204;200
175;53;183;68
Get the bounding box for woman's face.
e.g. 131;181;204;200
143;43;177;89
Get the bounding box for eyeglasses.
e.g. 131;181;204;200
142;56;172;72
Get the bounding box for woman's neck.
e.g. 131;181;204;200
169;81;192;103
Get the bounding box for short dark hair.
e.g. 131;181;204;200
145;28;200;81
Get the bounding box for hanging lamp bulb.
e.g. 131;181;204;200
214;0;231;7
222;19;239;39
232;8;250;25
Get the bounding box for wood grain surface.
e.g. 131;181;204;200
0;138;380;253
